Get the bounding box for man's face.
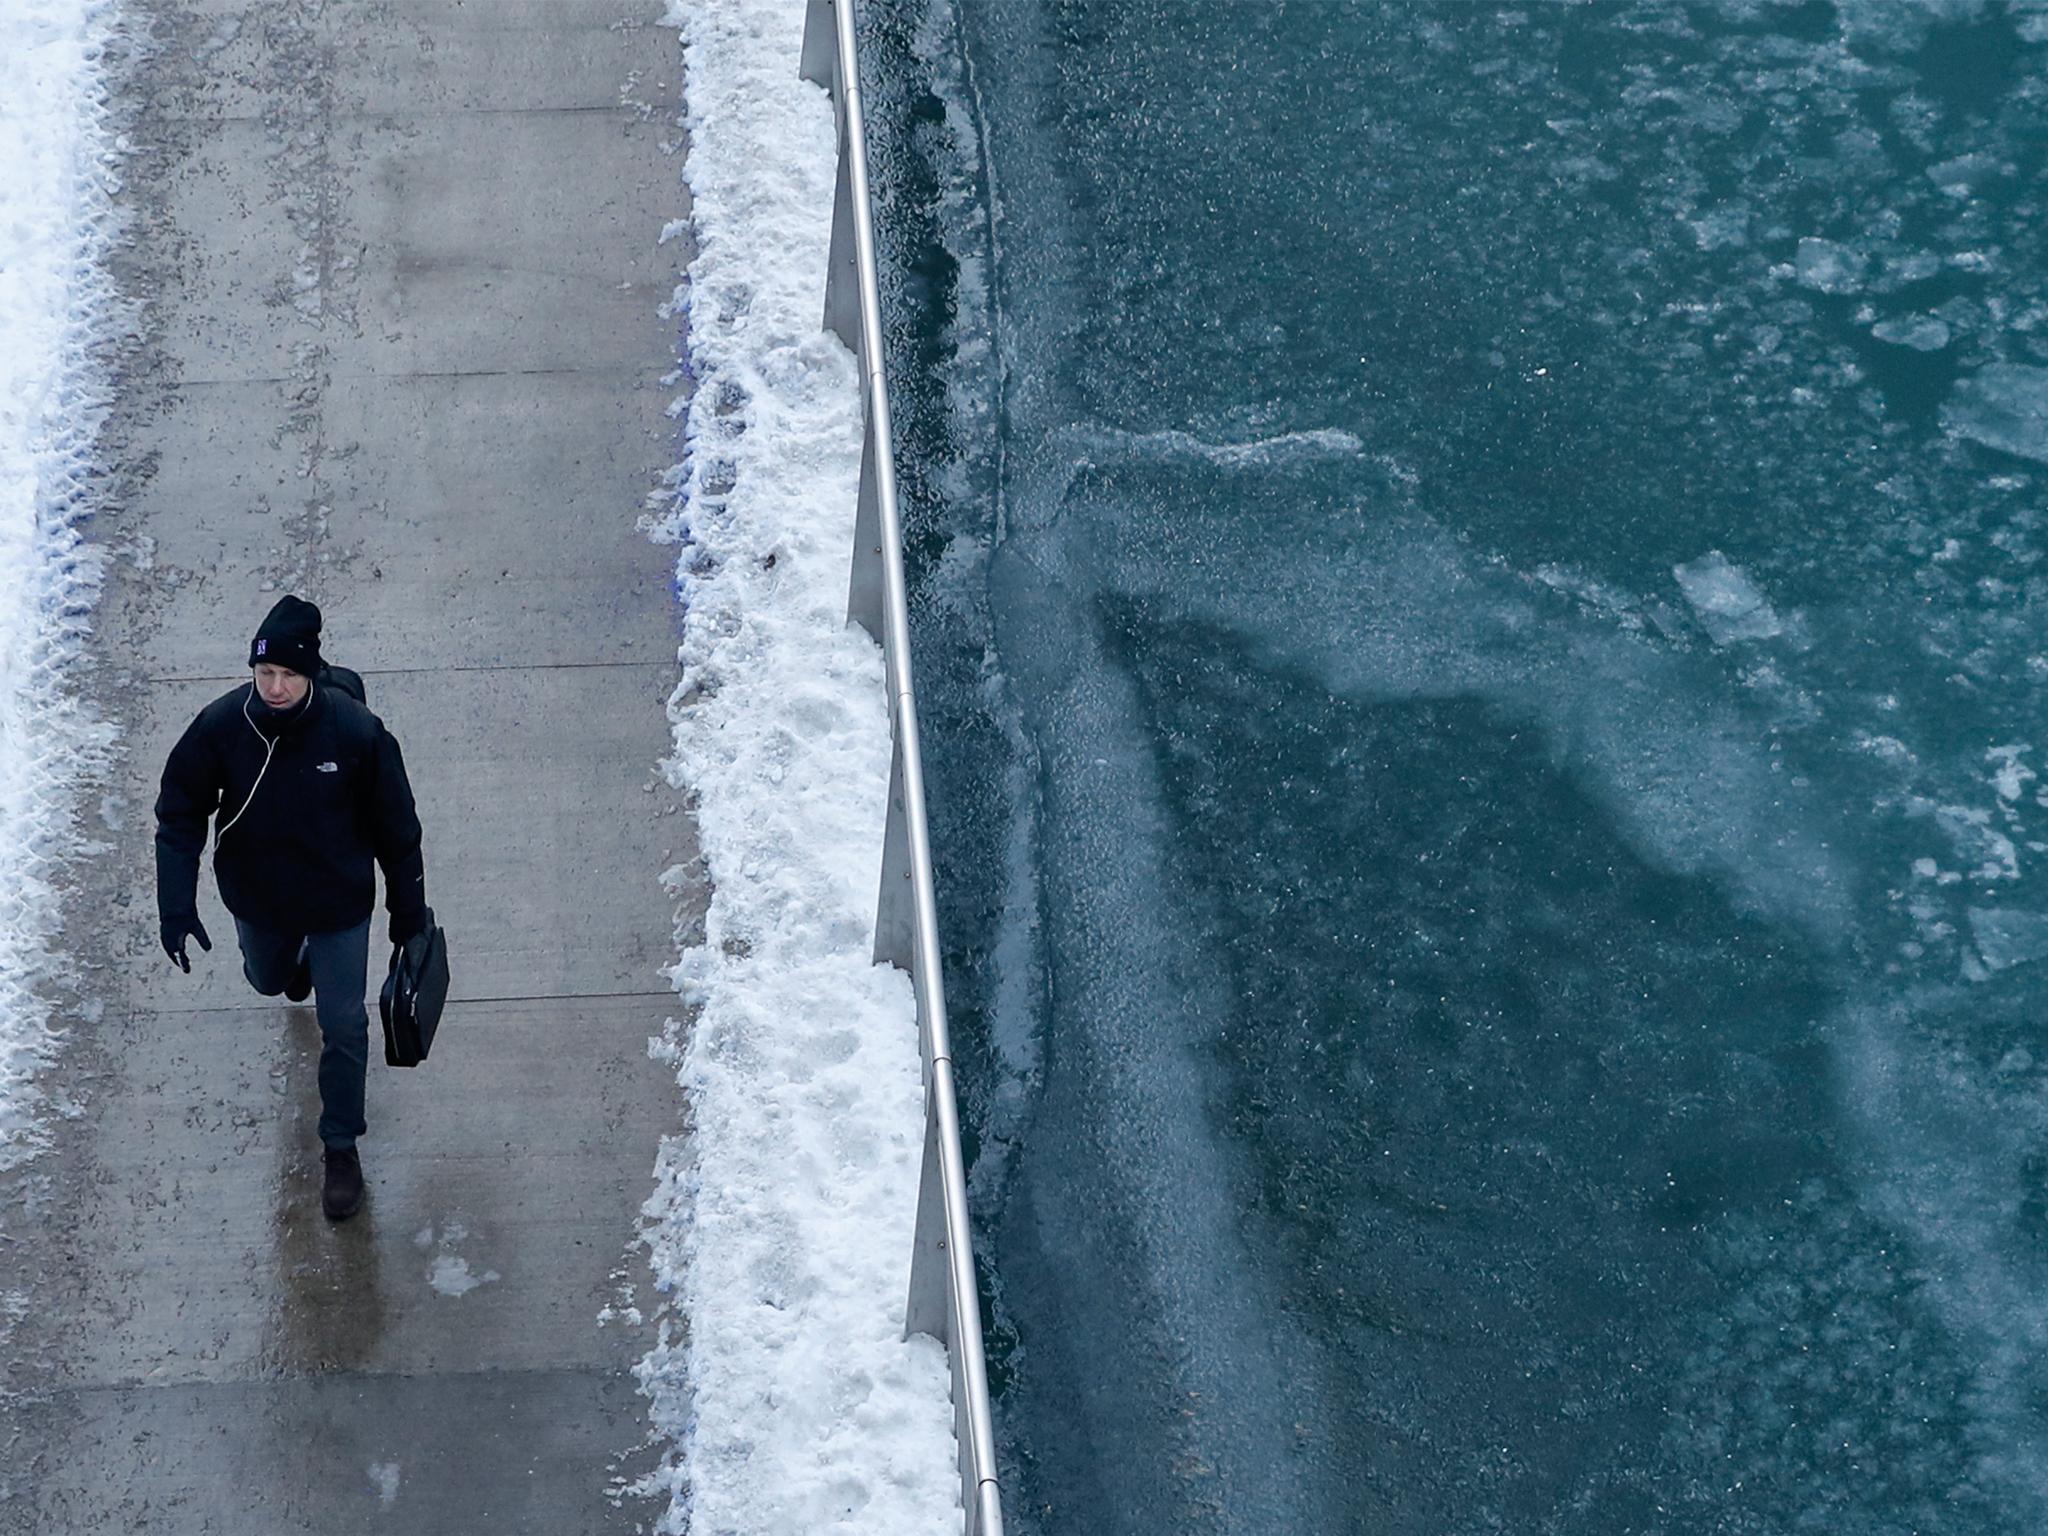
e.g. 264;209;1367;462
252;663;310;708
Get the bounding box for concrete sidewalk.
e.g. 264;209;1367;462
0;1;696;1530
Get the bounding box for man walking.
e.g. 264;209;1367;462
154;595;430;1221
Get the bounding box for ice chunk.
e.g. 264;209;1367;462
1969;908;2048;973
1883;251;1944;284
1927;153;2002;194
1927;802;2021;881
1673;552;1783;645
1795;237;1865;294
1988;745;2036;803
1944;365;2048;464
1872;315;1951;351
1687;205;1750;250
1855;733;1914;765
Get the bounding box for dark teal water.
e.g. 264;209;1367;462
863;2;2048;1531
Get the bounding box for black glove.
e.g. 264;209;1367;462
389;904;432;947
160;913;212;973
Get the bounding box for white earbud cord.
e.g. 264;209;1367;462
215;687;291;844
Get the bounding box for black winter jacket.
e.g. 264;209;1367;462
154;672;426;937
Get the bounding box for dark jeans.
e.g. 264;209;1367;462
236;915;372;1151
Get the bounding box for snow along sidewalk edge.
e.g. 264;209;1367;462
630;3;962;1533
0;0;127;1180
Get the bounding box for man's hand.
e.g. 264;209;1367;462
160;914;212;973
390;905;432;947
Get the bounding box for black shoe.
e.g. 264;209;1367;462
322;1147;363;1221
284;942;313;1003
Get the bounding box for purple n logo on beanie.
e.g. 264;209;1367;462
249;595;323;676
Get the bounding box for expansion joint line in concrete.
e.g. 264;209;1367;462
175;365;661;389
134;990;675;1020
59;1362;626;1396
149;661;676;685
193;104;667;127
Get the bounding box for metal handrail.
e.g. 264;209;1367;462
799;3;1005;1534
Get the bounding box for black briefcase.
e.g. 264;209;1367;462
380;914;449;1067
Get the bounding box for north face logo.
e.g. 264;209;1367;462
316;762;339;773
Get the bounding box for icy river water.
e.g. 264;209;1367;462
861;2;2048;1530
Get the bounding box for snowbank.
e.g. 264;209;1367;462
633;2;960;1531
0;0;123;1173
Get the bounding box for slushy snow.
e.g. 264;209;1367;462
634;2;960;1532
0;0;122;1174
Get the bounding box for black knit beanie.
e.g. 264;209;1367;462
249;595;323;675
